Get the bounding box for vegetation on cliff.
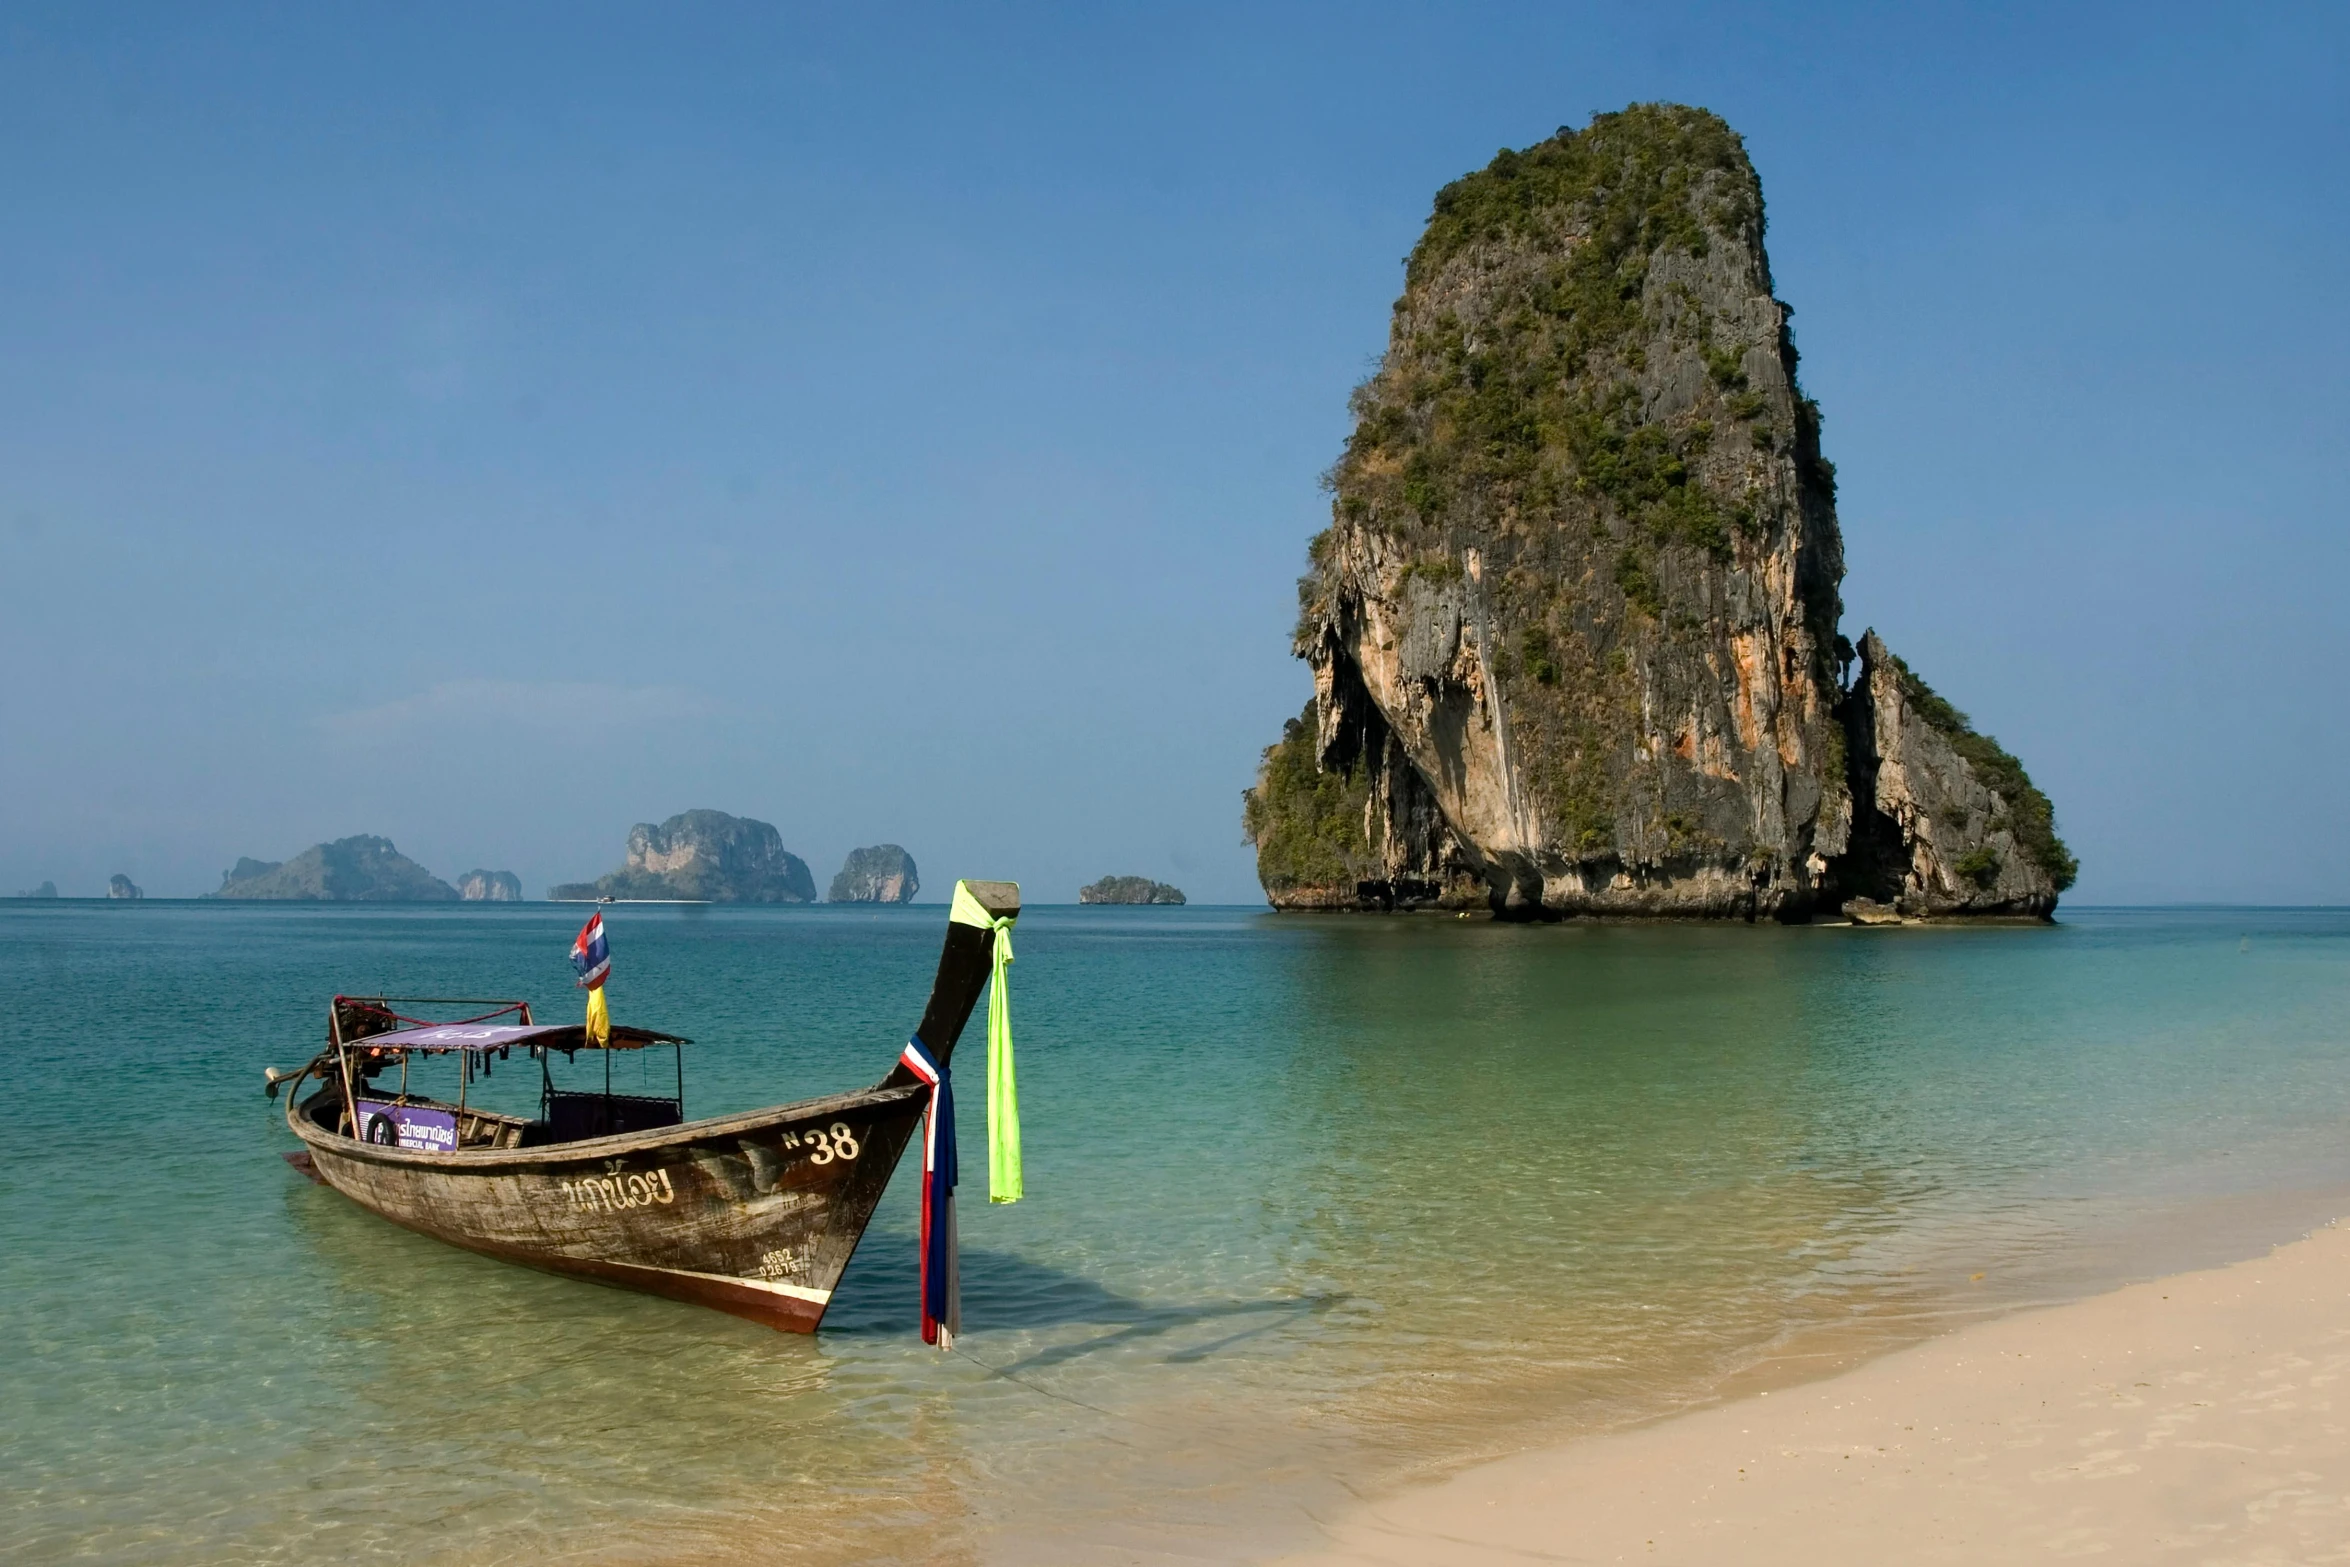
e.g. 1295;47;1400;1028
1880;652;2078;891
1355;107;1767;564
1242;703;1381;897
1321;105;1821;589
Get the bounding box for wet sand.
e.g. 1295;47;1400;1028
1277;1219;2350;1564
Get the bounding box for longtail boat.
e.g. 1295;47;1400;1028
269;879;1018;1333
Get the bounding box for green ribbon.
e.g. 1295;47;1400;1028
951;880;1023;1205
984;915;1020;1203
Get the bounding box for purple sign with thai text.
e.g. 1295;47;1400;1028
354;1100;458;1153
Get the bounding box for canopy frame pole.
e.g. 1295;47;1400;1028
330;1006;360;1140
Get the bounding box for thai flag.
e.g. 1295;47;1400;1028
898;1034;959;1347
571;913;611;990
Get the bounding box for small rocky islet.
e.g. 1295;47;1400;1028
551;809;817;903
1245;104;2075;923
455;870;523;902
192;814;924;905
209;836;461;901
201;839;517;902
828;845;919;904
8;876;146;898
1079;876;1187;905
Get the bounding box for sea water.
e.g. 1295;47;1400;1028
4;903;2348;1564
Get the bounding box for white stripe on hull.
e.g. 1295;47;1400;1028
639;1265;833;1304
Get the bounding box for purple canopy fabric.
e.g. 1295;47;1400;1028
349;1022;687;1053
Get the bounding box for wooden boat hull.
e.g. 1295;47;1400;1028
291;1082;930;1330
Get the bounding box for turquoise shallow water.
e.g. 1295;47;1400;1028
5;903;2349;1564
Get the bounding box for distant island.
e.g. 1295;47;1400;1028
1079;875;1186;905
208;835;458;901
1245;105;2073;922
551;809;816;902
108;875;142;899
456;869;523;902
13;880;59;899
829;845;919;904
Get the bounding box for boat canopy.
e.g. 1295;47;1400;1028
348;1022;691;1054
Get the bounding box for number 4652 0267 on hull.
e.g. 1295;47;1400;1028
268;881;1018;1333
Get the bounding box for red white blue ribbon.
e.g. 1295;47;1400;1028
897;1034;959;1346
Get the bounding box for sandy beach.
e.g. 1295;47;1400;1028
1280;1219;2350;1565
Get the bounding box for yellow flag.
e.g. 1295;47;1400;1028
584;984;610;1047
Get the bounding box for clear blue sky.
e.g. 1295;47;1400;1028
2;3;2342;904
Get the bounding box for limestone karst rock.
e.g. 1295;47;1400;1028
107;874;143;899
828;845;920;904
206;836;459;901
1078;876;1186;905
552;809;816;902
1245;104;2073;920
456;869;524;902
1835;631;2074;917
14;880;60;898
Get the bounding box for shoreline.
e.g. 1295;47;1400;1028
1272;1216;2350;1564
